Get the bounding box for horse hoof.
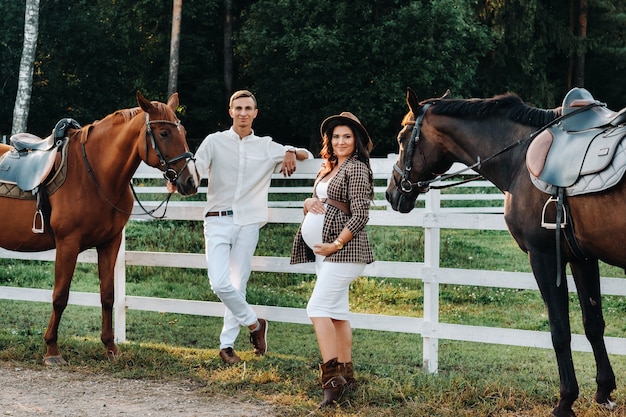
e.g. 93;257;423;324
43;355;67;366
106;349;120;362
598;398;616;410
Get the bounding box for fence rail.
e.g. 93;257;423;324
1;156;625;373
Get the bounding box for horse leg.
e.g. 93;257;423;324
96;233;123;360
43;245;80;365
529;250;578;417
569;258;616;408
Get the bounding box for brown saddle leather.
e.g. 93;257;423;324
526;130;553;179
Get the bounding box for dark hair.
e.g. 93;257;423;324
319;120;374;199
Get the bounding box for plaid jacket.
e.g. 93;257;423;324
290;155;374;264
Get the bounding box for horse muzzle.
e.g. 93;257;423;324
172;159;199;196
385;188;417;213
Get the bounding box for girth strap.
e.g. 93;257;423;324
552;186;590;287
555;187;564;287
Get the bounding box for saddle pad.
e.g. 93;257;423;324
530;138;626;196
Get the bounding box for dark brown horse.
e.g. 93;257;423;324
0;92;198;365
386;88;624;417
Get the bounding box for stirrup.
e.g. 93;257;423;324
32;209;44;233
541;196;567;230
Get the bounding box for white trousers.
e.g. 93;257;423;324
203;216;259;349
306;255;365;320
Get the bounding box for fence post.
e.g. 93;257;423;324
114;228;127;343
422;187;441;373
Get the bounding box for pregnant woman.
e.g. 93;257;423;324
290;112;374;408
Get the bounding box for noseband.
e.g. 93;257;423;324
145;113;195;183
393;103;432;193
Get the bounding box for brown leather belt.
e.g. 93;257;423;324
205;210;233;217
321;198;351;215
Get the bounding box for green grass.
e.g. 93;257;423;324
1;219;626;416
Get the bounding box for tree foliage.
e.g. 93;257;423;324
236;0;492;154
0;0;624;155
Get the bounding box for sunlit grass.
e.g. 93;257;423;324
2;219;626;416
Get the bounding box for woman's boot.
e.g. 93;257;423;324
340;361;357;393
318;358;347;408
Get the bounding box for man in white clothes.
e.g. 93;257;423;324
194;90;312;363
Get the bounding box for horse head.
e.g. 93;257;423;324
136;91;199;196
386;88;454;213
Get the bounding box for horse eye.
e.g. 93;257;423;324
159;130;170;139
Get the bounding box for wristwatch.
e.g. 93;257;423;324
285;145;296;154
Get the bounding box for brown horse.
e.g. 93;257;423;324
0;92;198;365
386;88;624;417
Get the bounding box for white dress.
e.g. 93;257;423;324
300;180;328;249
300;179;366;320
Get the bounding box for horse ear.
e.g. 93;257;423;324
136;90;154;113
167;93;179;111
406;87;420;114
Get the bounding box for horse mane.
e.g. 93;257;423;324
422;94;561;128
77;101;173;144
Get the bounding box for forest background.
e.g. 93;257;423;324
0;0;625;157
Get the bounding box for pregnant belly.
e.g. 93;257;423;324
301;212;324;249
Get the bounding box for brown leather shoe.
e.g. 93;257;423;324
249;318;268;356
219;347;241;364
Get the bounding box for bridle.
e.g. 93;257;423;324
392;103;433;193
81;111;195;218
393;102;490;194
144;113;195;183
392;99;600;196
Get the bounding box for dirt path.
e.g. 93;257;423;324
0;363;279;417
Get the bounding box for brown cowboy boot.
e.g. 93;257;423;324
339;361;357;394
318;358;347;408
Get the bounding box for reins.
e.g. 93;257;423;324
396;101;599;192
81;141;173;219
81;112;194;219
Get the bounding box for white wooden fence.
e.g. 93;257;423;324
1;155;626;373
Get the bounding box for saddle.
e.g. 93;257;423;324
524;89;626;285
527;88;626;189
0;118;79;192
0;118;79;233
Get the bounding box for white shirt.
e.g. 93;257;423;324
195;127;308;225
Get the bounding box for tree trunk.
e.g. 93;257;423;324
223;0;234;98
12;0;40;135
573;0;587;87
568;0;587;88
168;0;183;98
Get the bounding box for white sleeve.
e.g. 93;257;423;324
194;136;212;177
